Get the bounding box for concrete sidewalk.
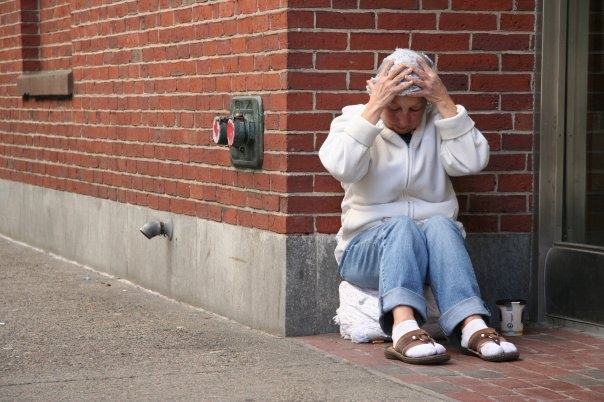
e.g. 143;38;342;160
0;235;445;401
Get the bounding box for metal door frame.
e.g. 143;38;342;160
533;0;567;323
535;0;604;330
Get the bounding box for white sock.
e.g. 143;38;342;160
461;319;518;357
392;320;446;358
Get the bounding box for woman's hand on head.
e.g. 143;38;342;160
406;56;458;118
362;61;414;124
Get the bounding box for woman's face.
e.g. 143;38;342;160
381;96;427;134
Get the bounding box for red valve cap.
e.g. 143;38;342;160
226;118;236;146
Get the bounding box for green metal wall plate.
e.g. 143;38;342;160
229;96;264;169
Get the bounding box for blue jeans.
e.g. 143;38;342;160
339;215;490;338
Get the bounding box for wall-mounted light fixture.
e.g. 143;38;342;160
139;219;173;240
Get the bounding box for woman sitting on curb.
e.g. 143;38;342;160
319;48;519;365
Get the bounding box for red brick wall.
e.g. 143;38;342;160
0;0;536;236
296;0;537;234
38;0;72;71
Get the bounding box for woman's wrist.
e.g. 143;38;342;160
361;101;384;125
433;97;457;119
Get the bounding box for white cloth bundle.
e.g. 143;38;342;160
334;281;443;343
334;281;389;343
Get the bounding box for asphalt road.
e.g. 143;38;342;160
0;235;445;401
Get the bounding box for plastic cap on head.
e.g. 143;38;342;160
368;48;434;96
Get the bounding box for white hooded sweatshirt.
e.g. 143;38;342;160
319;103;489;264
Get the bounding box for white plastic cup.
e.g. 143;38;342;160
496;299;526;336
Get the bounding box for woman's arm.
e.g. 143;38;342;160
406;56;489;175
319;105;381;183
437;106;490;176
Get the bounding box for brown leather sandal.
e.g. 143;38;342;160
461;327;520;362
384;329;450;365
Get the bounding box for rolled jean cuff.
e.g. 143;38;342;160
438;296;491;336
379;287;427;335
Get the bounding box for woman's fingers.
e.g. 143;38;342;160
389;63;408;77
381;60;395;77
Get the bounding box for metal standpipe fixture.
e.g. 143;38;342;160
212;96;264;169
139;219;173;240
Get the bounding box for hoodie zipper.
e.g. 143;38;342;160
403;140;413;218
